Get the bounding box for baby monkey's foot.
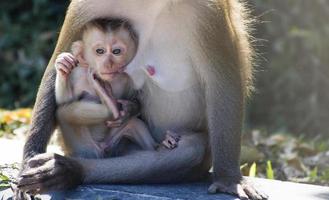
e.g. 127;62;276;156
98;141;111;156
162;131;181;149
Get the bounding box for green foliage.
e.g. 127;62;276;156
240;163;248;170
248;0;329;136
0;164;20;191
321;169;329;182
266;160;274;180
249;162;257;177
241;130;329;186
0;108;31;136
0;173;10;189
309;167;318;182
0;0;68;108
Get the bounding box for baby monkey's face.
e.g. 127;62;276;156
84;28;137;81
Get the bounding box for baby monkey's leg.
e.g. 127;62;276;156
101;118;157;154
88;71;120;119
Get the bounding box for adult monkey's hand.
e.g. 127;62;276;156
15;68;57;199
17;153;83;194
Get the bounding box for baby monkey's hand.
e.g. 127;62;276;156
106;100;139;128
55;53;78;79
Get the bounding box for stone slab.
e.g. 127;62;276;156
1;178;328;200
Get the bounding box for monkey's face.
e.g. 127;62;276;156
83;28;137;82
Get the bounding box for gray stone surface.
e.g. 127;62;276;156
49;183;237;200
1;178;329;200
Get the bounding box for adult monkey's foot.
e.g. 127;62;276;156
162;130;181;149
208;178;268;200
12;184;34;200
17;153;83;194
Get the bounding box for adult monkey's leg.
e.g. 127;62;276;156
83;133;207;183
195;2;268;199
22;69;57;160
18;133;207;192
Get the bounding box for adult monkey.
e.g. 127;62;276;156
18;0;267;199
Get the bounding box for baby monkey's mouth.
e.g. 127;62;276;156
101;65;127;76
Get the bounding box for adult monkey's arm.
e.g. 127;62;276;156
22;68;57;160
17;6;91;199
22;2;84;161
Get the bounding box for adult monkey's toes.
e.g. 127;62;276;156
208;178;268;200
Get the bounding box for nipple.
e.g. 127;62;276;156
146;65;156;76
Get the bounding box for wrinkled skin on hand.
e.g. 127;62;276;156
16;153;83;195
55;52;78;79
208;177;268;200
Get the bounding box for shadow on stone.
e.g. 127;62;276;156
314;192;329;200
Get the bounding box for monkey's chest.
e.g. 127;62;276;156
140;82;206;142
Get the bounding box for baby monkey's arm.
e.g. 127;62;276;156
55;53;78;104
55;53;114;126
57;101;111;126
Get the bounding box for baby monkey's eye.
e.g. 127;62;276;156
96;48;105;55
112;48;122;55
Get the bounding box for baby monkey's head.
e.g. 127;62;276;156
72;18;138;81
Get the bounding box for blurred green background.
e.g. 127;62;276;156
0;0;328;137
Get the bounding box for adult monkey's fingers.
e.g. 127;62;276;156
27;153;54;168
20;175;66;194
21;160;54;178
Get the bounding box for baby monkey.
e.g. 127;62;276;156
55;19;179;158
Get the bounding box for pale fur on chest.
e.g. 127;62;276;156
139;79;206;142
123;2;206;141
120;1;201;93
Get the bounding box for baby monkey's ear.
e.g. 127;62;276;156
71;41;89;67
